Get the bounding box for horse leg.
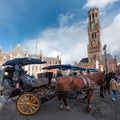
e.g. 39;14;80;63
62;93;71;111
100;85;104;98
107;85;110;95
104;85;107;94
58;94;64;110
85;89;94;112
82;91;88;103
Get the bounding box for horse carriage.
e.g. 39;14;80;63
0;59;105;115
0;57;57;115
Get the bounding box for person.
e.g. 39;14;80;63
14;62;24;82
14;62;32;88
57;69;63;77
87;69;90;74
15;62;23;72
110;77;120;102
47;72;53;84
79;70;83;76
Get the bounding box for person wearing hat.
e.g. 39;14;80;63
15;62;23;72
13;62;25;87
14;61;33;88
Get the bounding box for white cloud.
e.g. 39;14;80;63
84;0;119;9
23;17;88;64
23;2;120;65
58;13;75;27
101;14;120;58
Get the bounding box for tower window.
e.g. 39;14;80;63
96;13;97;17
90;15;91;22
94;32;96;38
90;25;91;29
92;33;94;39
92;13;94;18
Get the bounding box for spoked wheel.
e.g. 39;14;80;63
16;93;41;115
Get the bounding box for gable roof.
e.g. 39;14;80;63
80;58;88;63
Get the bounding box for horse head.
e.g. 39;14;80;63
92;71;105;85
92;71;105;98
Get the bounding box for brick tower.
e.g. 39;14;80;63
87;8;102;65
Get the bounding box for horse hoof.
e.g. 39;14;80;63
59;105;64;110
65;106;71;111
86;107;91;112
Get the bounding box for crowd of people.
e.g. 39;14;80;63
104;71;120;102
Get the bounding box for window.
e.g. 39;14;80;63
36;66;38;71
90;25;91;29
94;32;96;38
39;66;41;71
90;15;91;22
32;66;34;71
92;33;94;39
96;13;97;17
92;13;94;18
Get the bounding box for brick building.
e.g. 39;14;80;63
75;8;117;72
0;44;61;78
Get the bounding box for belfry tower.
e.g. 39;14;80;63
87;8;102;64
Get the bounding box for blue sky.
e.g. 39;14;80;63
0;0;120;64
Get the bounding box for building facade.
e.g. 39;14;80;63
0;44;61;78
75;8;117;72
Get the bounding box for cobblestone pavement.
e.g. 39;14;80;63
0;86;120;120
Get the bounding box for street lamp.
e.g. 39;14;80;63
103;44;108;72
28;57;31;74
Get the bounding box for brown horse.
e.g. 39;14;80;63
55;71;105;112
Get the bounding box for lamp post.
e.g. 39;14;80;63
28;57;31;74
103;44;108;72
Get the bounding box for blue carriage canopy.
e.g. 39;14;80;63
42;64;71;70
42;64;87;71
86;68;99;72
2;57;47;66
42;64;98;72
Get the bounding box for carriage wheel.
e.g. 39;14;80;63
16;93;41;115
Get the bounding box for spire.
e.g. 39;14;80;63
57;55;59;60
57;55;61;64
10;45;12;53
25;46;29;57
59;58;62;64
39;50;43;60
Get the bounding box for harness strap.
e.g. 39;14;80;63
89;74;96;83
87;74;98;89
70;77;72;82
80;75;90;88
